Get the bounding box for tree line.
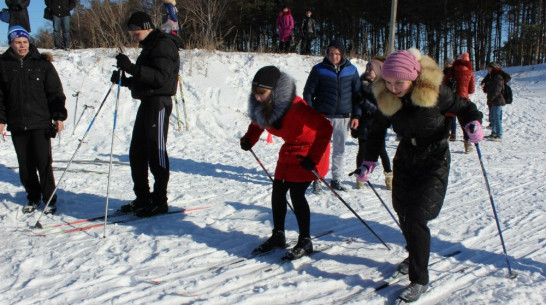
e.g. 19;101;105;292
33;0;545;69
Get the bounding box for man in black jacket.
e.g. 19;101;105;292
0;26;67;214
111;11;182;217
45;0;76;49
300;10;316;55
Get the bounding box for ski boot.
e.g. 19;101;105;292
255;230;286;253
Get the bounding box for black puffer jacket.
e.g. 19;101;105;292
125;30;183;100
6;0;30;32
45;0;76;17
0;45;67;131
365;54;483;221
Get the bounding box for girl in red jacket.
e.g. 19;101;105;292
240;66;333;260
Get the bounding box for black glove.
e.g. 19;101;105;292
110;70;130;87
115;53;137;75
240;137;252;151
298;155;316;171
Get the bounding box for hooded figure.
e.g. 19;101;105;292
240;66;333;260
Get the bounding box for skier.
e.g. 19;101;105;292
0;26;67;214
240;66;333;259
355;48;484;303
110;11;182;217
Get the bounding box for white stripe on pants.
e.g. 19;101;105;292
328;117;350;181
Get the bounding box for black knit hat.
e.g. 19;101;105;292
327;39;345;57
252;66;281;90
127;11;155;31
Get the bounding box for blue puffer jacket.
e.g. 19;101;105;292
303;57;362;118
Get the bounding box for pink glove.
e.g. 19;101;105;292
464;120;484;143
355;161;377;182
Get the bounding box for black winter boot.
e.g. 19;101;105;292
255;230;286;253
282;236;313;260
398;282;428;303
120;197;150;213
135;203;168;218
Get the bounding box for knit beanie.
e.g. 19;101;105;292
381;48;422;81
459;52;470;61
326;39;345;58
487;62;499;69
127;11;155;31
370;55;386;78
8;25;30;44
252;66;281;90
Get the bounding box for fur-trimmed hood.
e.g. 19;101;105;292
248;72;296;128
372;53;444;117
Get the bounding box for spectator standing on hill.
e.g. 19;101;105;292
300;9;316;55
160;0;179;35
354;56;392;190
45;0;76;50
484;62;511;142
110;11;182;217
5;0;30;32
0;26;67;215
443;52;476;153
276;6;294;53
240;66;333;260
303;39;362;193
356;48;483;303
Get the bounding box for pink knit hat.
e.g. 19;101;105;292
381;49;421;81
458;52;470;61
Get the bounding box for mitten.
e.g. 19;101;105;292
110;70;130;87
115;54;138;75
355;161;377;182
240;137;252;151
298;156;316;171
464;120;484;143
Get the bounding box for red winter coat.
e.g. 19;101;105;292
243;96;332;183
444;59;475;100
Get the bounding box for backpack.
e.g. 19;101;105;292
503;83;513;104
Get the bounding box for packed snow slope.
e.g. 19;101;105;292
0;48;545;305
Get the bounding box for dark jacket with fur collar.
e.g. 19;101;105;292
243;72;333;182
0;44;67;131
365;54;482;221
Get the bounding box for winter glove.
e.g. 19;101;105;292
240;137;252;151
110;70;130;87
115;53;138;75
298;155;316;171
464;120;484;143
352;161;377;182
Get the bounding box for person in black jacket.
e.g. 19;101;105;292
484;62;511;142
355;49;484;303
45;0;76;50
0;26;67;214
5;0;30;32
300;10;316;55
110;11;182;218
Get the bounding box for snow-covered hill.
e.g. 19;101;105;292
0;48;545;305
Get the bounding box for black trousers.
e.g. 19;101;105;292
356;138;392;172
301;34;314;54
271;179;312;237
11;129;57;204
130;97;172;205
399;216;431;285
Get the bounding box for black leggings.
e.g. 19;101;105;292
356;139;392;172
271;179;312;237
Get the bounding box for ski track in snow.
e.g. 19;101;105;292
0;48;545;304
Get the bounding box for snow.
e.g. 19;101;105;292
1;47;545;305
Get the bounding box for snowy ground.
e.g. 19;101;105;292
0;48;545;305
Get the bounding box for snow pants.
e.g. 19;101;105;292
271;180;312;238
328;117;350;181
11;129;57;204
130;96;172;206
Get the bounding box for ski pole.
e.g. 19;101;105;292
172;96;182;131
72;91;80;134
34;83;115;229
72;104;95;135
348;169;401;230
103;70;123;238
249;148;295;214
311;168;390;250
178;74;189;130
474;143;517;279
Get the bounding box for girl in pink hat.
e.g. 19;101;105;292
355;48;484;303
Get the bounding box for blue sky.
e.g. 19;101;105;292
1;1;50;46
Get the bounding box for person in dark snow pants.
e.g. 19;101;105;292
240;66;333;260
110;11;182;218
355;48;484;303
